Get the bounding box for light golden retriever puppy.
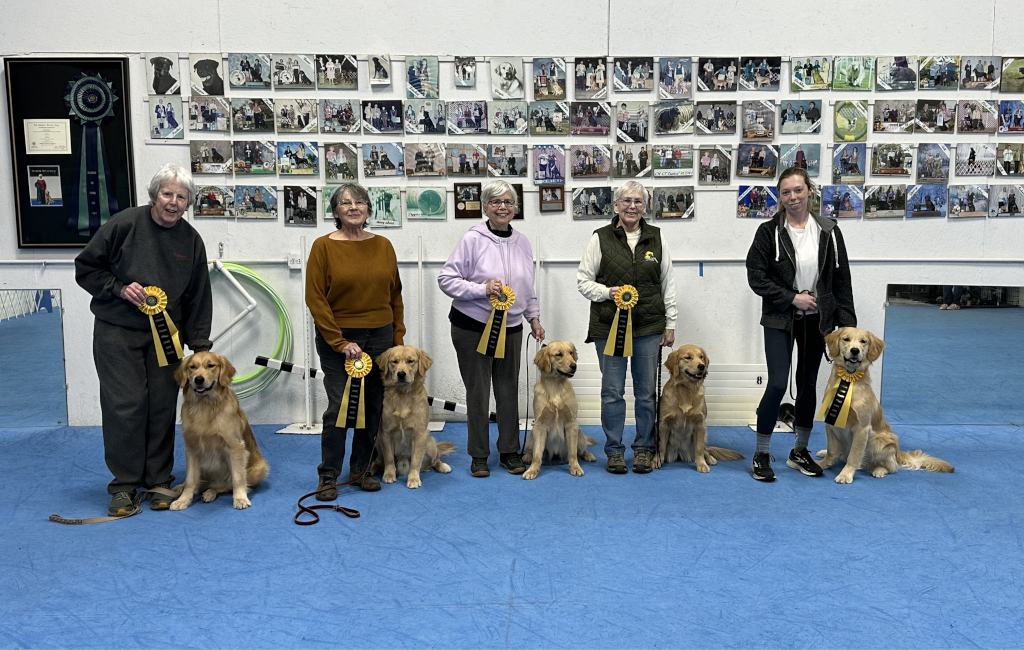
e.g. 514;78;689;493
372;346;455;489
654;345;744;472
817;327;954;483
522;341;597;480
170;352;270;510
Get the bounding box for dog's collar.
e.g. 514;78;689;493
836;367;865;382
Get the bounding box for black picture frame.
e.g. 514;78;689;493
5;57;137;248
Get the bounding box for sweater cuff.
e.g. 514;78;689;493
110;279;125;300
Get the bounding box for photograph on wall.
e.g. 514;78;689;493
737;57;781;91
491;57;526;99
697;145;731;185
990;185;1024;217
997;143;1024;176
454;182;482;218
317;54;358;89
369;54;391;86
193;185;234;218
570;144;612;178
283;186;317;226
611;144;652;178
864;185;906;218
367;186;402;227
741;100;775;140
872;100;915;133
272;55;315;88
234;186;277;219
822;185;864;219
404;99;446;134
533;144;565;185
737;185;778;219
572;186;613;219
779;100;822;134
955;143;997;177
834;100;869;142
871;143;912;176
832;143;866;184
1000;57;1024;92
362;142;404;177
406;187;447;220
570;101;611;135
404;142;446;177
998;100;1024;133
26;166;62;207
487;144;527;177
233;140;276;175
613;57;654;92
615;101;649;143
574;57;608;99
228;53;271;90
906;185;947;217
694;102;736;135
189;53;225;95
948;185;989;217
915;99;954;133
406;56;440;99
146;53;181;94
361;99;403;133
447;144;487;177
231;98;274;133
533;58;567;100
529;101;570;135
454;56;476;87
696;58;737;92
875;56;918;91
791;57;832;90
653;186;694;219
736;144;778;179
653;101;694;135
658;57;692;99
188;96;230;133
321;185;340;219
510;183;526;220
277;98;318;133
447;101;487;134
780;144;821;177
652;145;694;178
539;185;565;213
277;141;319;175
956;100;997;134
488;100;528;135
190;140;232;174
919;56;959;89
325;142;359;182
917;143;951;184
149;96;183;139
960;56;1000;90
832;57;874;91
321;99;360;133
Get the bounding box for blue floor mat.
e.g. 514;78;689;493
0;311;68;427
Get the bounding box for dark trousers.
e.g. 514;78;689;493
451;324;523;459
93;319;179;494
316;326;392;478
756;313;825;436
942;286;963;306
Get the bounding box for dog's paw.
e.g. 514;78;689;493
569;464;584;477
871;467;889;478
706;455;718;466
437;462;451;474
523;467;539;480
581;452;596;462
406;475;422;489
233;495;251;509
202;489;219;503
169;497;191;511
696;463;710;474
835;471;854;484
382;469;397;484
652;454;663;469
816;449;827;458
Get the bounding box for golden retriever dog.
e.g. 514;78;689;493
816;327;954;484
372;346;455;489
654;345;745;472
170;352;270;510
522;341;597;480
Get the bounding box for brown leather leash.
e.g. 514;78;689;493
293;445;380;526
49;486;180;525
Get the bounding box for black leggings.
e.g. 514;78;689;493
756;313;825;436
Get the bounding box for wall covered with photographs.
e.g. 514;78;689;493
2;0;1023;426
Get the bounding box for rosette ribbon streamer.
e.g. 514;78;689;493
604;285;639;357
64;72;120;236
337;352;372;429
138;287;184;367
816;367;866;428
477;285;516;358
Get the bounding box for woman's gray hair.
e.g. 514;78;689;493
613;181;649;205
148;163;196;205
481;180;518;211
330;183;373;228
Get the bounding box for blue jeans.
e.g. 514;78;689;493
594;333;661;456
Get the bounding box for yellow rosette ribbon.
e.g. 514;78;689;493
338;352;373;430
816;367;866;428
138;286;184;367
604;284;639;357
477;285;516;358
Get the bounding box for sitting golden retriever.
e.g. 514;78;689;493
371;346;455;489
170;352;270;510
816;327;954;483
523;341;597;480
654;345;744;472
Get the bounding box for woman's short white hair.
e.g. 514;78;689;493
481;179;518;211
613;181;649;205
148;163;196;205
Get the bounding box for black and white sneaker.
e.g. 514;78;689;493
751;452;776;482
787;448;824;477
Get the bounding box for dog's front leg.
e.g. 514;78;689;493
229;444;252;508
406;429;427;489
523;422;547;480
835;425;870;484
817;424;840;469
170;446;202;511
566;423;584;477
380;428;398;484
654;416;670;469
693;421;710;473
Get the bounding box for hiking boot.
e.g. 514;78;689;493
350;469;381;492
470;457;490;477
787;447;824;477
315;475;337;501
632;448;653;474
606;453;627;474
108;490;137;517
499;452;526;475
147;483;173;510
751;452;776;482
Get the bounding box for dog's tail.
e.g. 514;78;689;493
583;435;598;447
243;421;270;486
897;449;954;473
436;441;457;456
706;446;745;462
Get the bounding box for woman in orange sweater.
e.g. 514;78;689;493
306;183;405;496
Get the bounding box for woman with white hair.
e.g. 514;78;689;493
439;180;545;477
75;163;213;516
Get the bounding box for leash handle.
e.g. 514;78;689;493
293;432;383;525
49;487;178;525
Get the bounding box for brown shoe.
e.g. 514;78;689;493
315;475;337;501
350;470;381;492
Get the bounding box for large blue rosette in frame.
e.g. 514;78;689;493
64;72;120;236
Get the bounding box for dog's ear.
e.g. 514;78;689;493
417;348;433;373
569;343;578;362
218;355;236;387
533;346;552;373
867;332;885;363
699;346;710;369
375;348;394;378
664;349;680;378
174;356;191;388
825;329;843;360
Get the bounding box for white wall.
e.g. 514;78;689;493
2;0;1022;426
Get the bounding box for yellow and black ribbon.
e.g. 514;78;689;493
816;367;866;428
477;286;516;358
338;352;372;429
604;285;639;357
138;286;183;367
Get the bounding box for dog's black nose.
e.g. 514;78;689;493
697;364;706;372
850;348;860;356
194;376;205;385
569;364;577;372
397;371;406;381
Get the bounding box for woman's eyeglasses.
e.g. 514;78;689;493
488;199;515;207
